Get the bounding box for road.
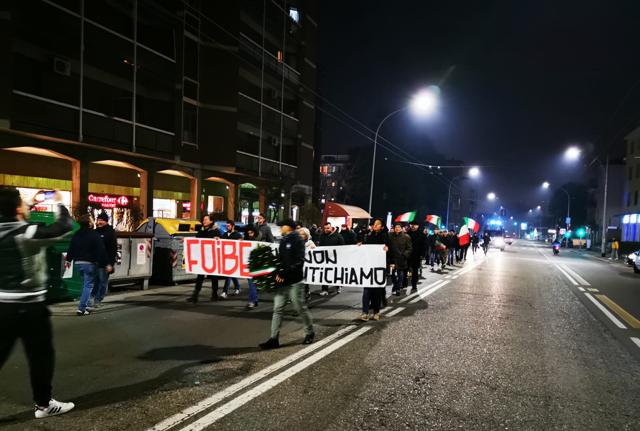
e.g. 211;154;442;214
1;240;640;430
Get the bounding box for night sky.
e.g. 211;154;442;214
319;1;640;216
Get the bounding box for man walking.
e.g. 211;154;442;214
388;223;412;296
340;224;357;245
359;219;389;320
407;222;426;293
222;220;243;298
611;237;620;260
91;212;117;307
260;219;314;349
187;214;221;303
67;214;110;316
0;187;75;418
318;222;345;295
256;213;274;243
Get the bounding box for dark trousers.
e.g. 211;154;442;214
409;259;421;289
362;288;382;314
192;274;219;299
0;302;54;406
447;249;455;265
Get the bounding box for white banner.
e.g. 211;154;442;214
303;244;387;288
184;238;270;278
184;238;388;287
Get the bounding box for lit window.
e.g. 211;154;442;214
623;215;630;224
631;214;638;224
289;7;300;23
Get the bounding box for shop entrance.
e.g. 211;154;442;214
238;183;260;224
154;170;194;219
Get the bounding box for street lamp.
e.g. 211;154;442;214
542;181;550;189
536;205;541;211
445;166;480;229
542;181;571;231
564;146;581;161
368;87;440;215
487;192;496;201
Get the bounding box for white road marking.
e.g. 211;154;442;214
148;325;358;431
583;293;627;329
631;337;640;349
452;275;459;279
179;327;373;431
577;286;585;292
559;264;591;286
385;307;406;317
555;265;579;286
398;280;447;304
409;281;450;304
444;275;452;279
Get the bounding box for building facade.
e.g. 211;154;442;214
620;126;640;243
318;154;351;205
0;0;318;228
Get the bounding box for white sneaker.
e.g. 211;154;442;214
234;289;240;296
35;399;75;418
220;292;228;299
319;291;329;296
336;287;342;294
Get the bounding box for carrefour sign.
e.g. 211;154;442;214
88;194;130;208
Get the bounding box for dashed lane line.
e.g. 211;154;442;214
398;280;448;304
409;281;451;304
631;337;640;349
385;307;406;317
559;264;591;286
148;325;359;431
178;326;373;431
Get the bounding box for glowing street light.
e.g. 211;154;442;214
487;192;496;201
369;87;440;214
564;146;581;161
468;166;480;178
542;181;550;189
445;166;480;229
536;205;541;210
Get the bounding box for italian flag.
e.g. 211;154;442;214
248;266;277;277
464;217;480;233
395;211;416;223
459;225;471;246
425;215;441;226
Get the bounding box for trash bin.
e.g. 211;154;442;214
109;233;154;289
136;217;201;285
28;211;82;303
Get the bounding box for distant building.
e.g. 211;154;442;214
319;154;351;204
619;127;640;243
0;1;319;226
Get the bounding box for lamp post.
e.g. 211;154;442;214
445;167;480;229
368;88;439;215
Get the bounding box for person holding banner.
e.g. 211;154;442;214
187;214;221;303
318;222;345;296
221;220;243;298
359;219;389;321
260;219;314;350
297;227;316;303
243;225;260;309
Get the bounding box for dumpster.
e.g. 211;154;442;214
28;211;82;302
136;217;201;285
109;232;154;289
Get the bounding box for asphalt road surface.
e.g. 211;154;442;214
1;240;640;430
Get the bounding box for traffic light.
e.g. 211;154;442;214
576;228;586;239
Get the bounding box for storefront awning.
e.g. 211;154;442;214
324;202;371;219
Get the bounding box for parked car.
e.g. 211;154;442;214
626;250;640;266
633;254;640;274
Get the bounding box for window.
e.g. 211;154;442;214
207;196;224;214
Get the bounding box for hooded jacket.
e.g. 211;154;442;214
277;230;305;285
0;204;73;303
388;231;413;269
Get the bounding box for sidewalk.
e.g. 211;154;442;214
569;247;628;266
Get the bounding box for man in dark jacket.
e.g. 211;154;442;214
388;223;412;296
407;222;426;293
340;224;357;245
426;230;437;271
318;222;345;295
67;214;109;316
260;219;314;350
91;212;117;307
187;214;222;303
0;188;76;418
446;230;457;265
359;219;389;321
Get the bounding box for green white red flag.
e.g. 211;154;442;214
459;225;470;246
464;217;480;233
425;215;441;226
395;211;416;223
